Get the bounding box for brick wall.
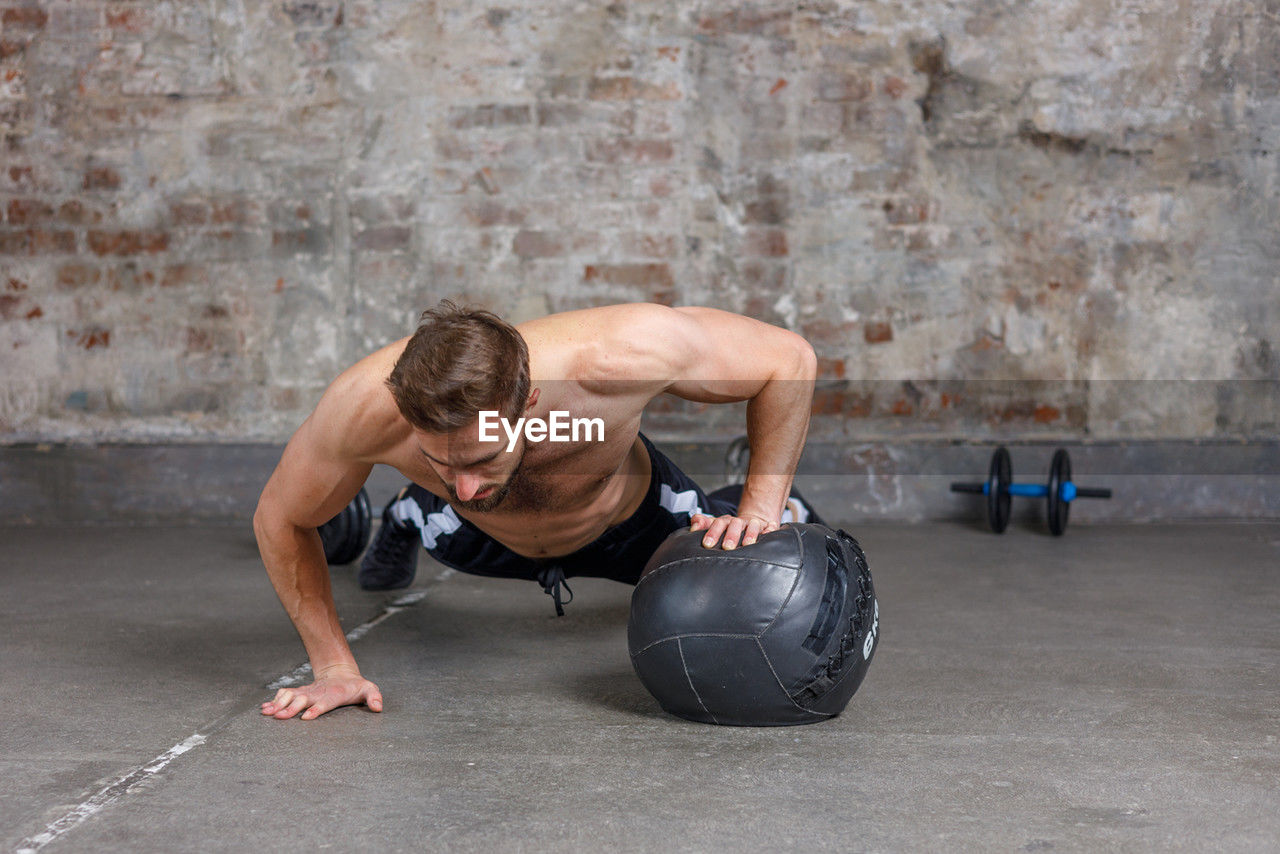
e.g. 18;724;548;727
1;1;1277;442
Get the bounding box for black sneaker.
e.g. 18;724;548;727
358;495;420;590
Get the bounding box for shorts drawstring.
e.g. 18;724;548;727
536;564;574;617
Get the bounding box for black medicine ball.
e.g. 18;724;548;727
628;523;879;726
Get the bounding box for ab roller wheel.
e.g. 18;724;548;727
951;447;1112;536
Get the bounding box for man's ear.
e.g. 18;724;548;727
525;387;540;411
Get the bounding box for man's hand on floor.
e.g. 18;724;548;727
261;664;384;720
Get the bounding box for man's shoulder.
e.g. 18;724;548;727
309;339;411;461
521;302;691;336
521;304;705;394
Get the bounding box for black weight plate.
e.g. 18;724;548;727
320;488;374;565
349;488;372;561
988;447;1012;534
1047;449;1070;536
319;505;349;562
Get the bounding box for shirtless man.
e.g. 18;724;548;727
253;301;821;721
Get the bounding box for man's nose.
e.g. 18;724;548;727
454;473;483;501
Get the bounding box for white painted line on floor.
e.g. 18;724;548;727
267;575;451;690
14;569;453;853
16;734;205;854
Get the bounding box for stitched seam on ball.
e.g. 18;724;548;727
677;637;717;724
631;632;761;656
635;555;801;588
755;636;836;718
759;527;806;636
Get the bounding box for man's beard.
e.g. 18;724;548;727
446;453;525;513
447;479;512;513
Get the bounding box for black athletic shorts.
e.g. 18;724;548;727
386;434;821;613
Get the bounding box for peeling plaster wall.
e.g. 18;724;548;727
0;0;1277;443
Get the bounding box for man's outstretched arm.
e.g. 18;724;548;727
252;384;385;720
621;304;818;550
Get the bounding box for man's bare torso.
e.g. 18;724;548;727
343;311;657;559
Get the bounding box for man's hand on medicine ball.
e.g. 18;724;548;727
691;513;780;550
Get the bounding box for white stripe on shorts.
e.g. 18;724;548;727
391;497;463;550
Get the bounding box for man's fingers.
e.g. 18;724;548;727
689;513;712;532
700;516;730;548
262;689;293;714
364;687;384;713
719;517;749;550
300;699;332;721
696;515;778;549
274;694;311;720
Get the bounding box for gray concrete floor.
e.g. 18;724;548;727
2;521;1278;852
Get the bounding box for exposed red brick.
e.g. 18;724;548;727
7;276;26;290
451;104;533;129
883;76;908;99
582;263;674;290
8;166;35;188
104;265;157;291
697;9;791;37
25;305;42;319
810;389;844;416
513;230;564;259
816;357;845;379
105;8;151;31
161;264;205;288
1033;405;1061;423
83;167;122;191
744;228;788;257
56;263;100;288
588;77;681;101
769;78;788;96
169;201;209;226
6;198;53;224
585;138;674;164
210;199;258;225
800;318;858;343
618;232;678;258
739;262;787;290
1;7;47;28
184;326;215;352
657;47;680;62
0;294;20;319
743;197;787;225
537;103;588;128
463;202;526;228
0;39;26;61
890;398;914;416
87;230;169;256
864;321;894;344
57;200;104;225
68;327;110;349
0;228;76;254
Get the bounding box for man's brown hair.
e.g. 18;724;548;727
387;300;530;433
